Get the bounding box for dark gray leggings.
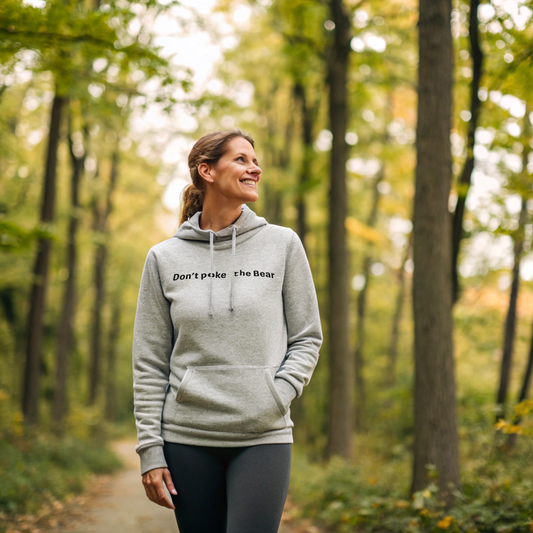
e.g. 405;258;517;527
163;441;291;533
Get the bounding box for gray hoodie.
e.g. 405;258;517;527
132;204;323;475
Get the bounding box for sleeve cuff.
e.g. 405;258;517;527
138;444;168;476
274;377;298;407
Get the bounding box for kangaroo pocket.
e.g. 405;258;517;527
174;365;288;434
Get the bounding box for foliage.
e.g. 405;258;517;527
290;421;533;533
495;399;533;437
0;0;189;109
0;425;122;517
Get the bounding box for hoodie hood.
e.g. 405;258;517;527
174;204;268;315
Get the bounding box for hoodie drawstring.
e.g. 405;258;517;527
208;231;214;316
208;225;237;316
229;225;236;312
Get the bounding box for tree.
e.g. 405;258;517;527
411;0;460;504
105;293;121;421
294;81;321;250
52;112;87;428
325;0;354;460
88;143;119;405
22;92;65;424
385;230;412;388
451;0;484;303
495;195;527;423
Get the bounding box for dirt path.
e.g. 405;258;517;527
4;439;321;533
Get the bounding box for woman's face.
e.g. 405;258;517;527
200;136;262;204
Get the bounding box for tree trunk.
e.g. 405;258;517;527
258;81;295;227
506;112;533;448
294;81;319;252
105;295;121;421
411;0;460;505
22;93;65;425
354;168;384;432
451;0;483;303
1;287;26;401
52;115;86;428
88;147;119;405
495;196;527;423
385;231;413;388
507;317;533;450
264;181;283;226
354;96;392;430
517;324;533;407
325;0;353;461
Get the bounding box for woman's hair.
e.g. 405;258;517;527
179;129;255;226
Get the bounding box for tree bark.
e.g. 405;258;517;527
517;325;533;408
385;231;413;388
495;196;527;423
507;317;533;450
451;0;483;303
22;93;65;425
411;0;460;505
294;81;319;252
88;146;119;405
354;96;392;430
52;115;86;428
506;112;533;448
258;81;295;227
354;169;384;432
325;0;353;461
105;295;121;421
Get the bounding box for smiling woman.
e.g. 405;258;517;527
178;129;261;230
196;135;262;225
132;129;323;532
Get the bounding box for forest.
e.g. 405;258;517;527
1;0;533;531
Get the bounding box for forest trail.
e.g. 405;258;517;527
14;439;320;533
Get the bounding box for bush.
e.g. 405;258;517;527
0;427;123;517
289;421;533;533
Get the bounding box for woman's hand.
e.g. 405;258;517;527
142;467;177;509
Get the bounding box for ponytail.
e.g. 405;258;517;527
179;182;204;226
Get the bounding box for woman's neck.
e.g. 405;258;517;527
199;201;243;232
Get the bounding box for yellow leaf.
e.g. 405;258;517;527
495;420;507;430
395;500;411;508
345;217;385;244
437;516;453;529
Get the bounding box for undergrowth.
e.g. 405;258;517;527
289;400;533;533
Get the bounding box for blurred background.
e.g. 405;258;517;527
1;0;533;531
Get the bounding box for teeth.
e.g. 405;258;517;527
241;180;255;185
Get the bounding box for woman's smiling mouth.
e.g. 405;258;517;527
240;179;257;187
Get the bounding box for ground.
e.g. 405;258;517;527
3;439;323;533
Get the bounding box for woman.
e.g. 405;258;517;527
132;129;323;533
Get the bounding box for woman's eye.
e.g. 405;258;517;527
237;156;244;161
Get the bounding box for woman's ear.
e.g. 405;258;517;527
198;162;214;184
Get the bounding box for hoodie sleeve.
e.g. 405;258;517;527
274;230;323;407
132;248;173;476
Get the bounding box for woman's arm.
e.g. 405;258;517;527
132;247;174;476
274;230;324;406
